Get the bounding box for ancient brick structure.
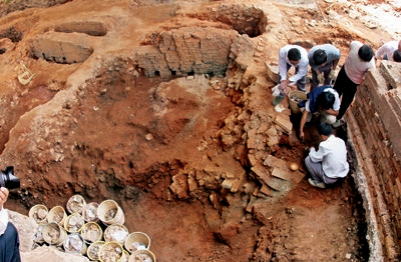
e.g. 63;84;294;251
347;60;401;261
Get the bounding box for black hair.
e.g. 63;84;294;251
288;48;301;61
318;123;333;136
393;50;401;62
358;44;374;62
313;49;328;66
316;91;335;110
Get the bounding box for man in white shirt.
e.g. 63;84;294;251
274;45;309;105
305;123;349;189
0;187;21;262
375;40;401;62
332;41;375;124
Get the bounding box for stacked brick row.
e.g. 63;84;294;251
348;60;401;261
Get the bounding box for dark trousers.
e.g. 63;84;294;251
305;156;338;184
0;223;21;262
333;65;358;120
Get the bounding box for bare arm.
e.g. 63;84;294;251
332;58;340;71
299;109;308;140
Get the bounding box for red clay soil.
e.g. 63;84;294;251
0;0;393;261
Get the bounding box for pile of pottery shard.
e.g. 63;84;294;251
29;195;156;262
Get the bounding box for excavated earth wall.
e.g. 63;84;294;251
0;0;398;261
347;61;401;261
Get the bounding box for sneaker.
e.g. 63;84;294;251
273;95;284;106
332;120;341;128
308;178;326;189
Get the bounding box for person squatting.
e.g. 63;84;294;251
274;39;399;189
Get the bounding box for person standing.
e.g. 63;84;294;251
305;123;349;189
308;44;341;90
0;187;21;262
375;40;401;62
274;45;309;105
332;41;375;127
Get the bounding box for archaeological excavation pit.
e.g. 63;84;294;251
1;1;399;261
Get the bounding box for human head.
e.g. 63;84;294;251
393;50;401;62
313;49;328;66
316;91;335;110
358;44;374;62
288;48;301;64
318;123;333;137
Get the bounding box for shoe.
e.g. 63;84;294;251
273;95;284;106
308;178;326;189
332;120;341;128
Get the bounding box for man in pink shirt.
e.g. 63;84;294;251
332;41;375;127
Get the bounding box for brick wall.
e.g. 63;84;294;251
347;61;401;261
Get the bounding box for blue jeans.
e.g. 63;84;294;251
0;223;21;262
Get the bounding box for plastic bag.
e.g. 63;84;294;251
272;84;281;96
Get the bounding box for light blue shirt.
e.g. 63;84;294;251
308;44;341;70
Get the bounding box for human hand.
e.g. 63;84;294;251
281;79;290;86
317;73;324;84
299;131;305;140
0;187;9;210
328;69;335;79
279;81;288;94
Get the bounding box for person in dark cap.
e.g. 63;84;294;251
305;123;349;189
